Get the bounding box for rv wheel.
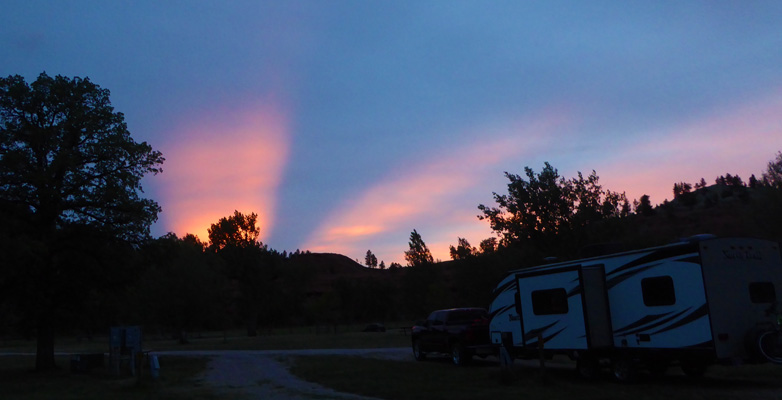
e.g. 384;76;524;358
412;339;427;361
757;330;782;364
576;356;599;379
611;358;637;383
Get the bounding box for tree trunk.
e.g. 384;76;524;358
36;319;56;371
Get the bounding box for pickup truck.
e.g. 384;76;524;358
411;307;495;366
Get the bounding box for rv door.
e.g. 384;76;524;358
580;265;613;349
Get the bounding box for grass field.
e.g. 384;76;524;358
0;324;411;354
0;354;215;400
0;326;411;400
5;327;782;400
290;355;782;400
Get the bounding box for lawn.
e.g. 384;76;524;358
0;326;411;400
0;354;215;400
1;324;411;354
289;355;782;400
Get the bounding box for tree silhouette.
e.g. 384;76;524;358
449;237;477;260
478;163;626;248
479;237;498;254
763;151;782;188
404;229;434;267
0;73;163;371
207;211;271;336
636;194;654;216
365;250;378;268
208;210;261;251
673;182;693;198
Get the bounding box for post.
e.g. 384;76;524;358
537;333;546;378
499;332;515;384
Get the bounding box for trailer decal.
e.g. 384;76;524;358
526;327;567;345
649;304;708;335
607;246;697;278
615;309;690;336
493;279;515;296
524;321;558;342
490;304;514;320
606;264;661;289
613;312;673;335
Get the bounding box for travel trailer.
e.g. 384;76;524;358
488;236;782;380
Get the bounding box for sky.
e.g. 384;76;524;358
2;1;782;265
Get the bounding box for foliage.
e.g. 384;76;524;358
763;151;782;188
449;237;477;260
479;237;498;254
478;163;627;251
0;72;163;370
207;210;260;251
404;229;434;267
364;250;378;268
133;234;228;341
635;194;655;216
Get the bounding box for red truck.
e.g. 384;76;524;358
411;307;495;366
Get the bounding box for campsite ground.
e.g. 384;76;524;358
3;329;782;399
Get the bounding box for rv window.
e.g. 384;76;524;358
531;288;569;315
749;282;776;304
641;276;676;306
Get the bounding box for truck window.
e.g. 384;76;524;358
446;309;488;325
531;288;569;315
749;282;776;304
432;311;447;326
642;276;676;306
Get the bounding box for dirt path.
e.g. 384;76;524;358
157;348;410;400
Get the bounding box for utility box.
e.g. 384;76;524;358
109;326;142;375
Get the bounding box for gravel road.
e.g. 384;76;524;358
155;348;411;400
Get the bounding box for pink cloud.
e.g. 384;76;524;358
596;89;782;205
156;100;290;242
302;108;574;264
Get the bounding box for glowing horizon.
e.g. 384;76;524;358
155;100;290;243
301;109;574;265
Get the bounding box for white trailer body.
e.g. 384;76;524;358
489;237;782;371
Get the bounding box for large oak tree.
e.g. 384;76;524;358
0;73;163;370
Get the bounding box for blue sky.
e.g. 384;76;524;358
3;1;781;265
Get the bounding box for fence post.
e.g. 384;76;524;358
537;332;546;378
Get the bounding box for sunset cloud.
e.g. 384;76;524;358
302;109;573;264
596;89;782;206
156;101;290;243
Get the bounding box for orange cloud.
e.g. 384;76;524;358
302;108;573;264
156;101;290;243
596;89;782;205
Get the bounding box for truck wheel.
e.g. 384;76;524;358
412;339;427;361
451;342;472;366
612;357;637;383
576;356;599;379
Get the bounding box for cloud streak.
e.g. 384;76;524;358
302;108;573;264
155;100;290;242
596;88;782;206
